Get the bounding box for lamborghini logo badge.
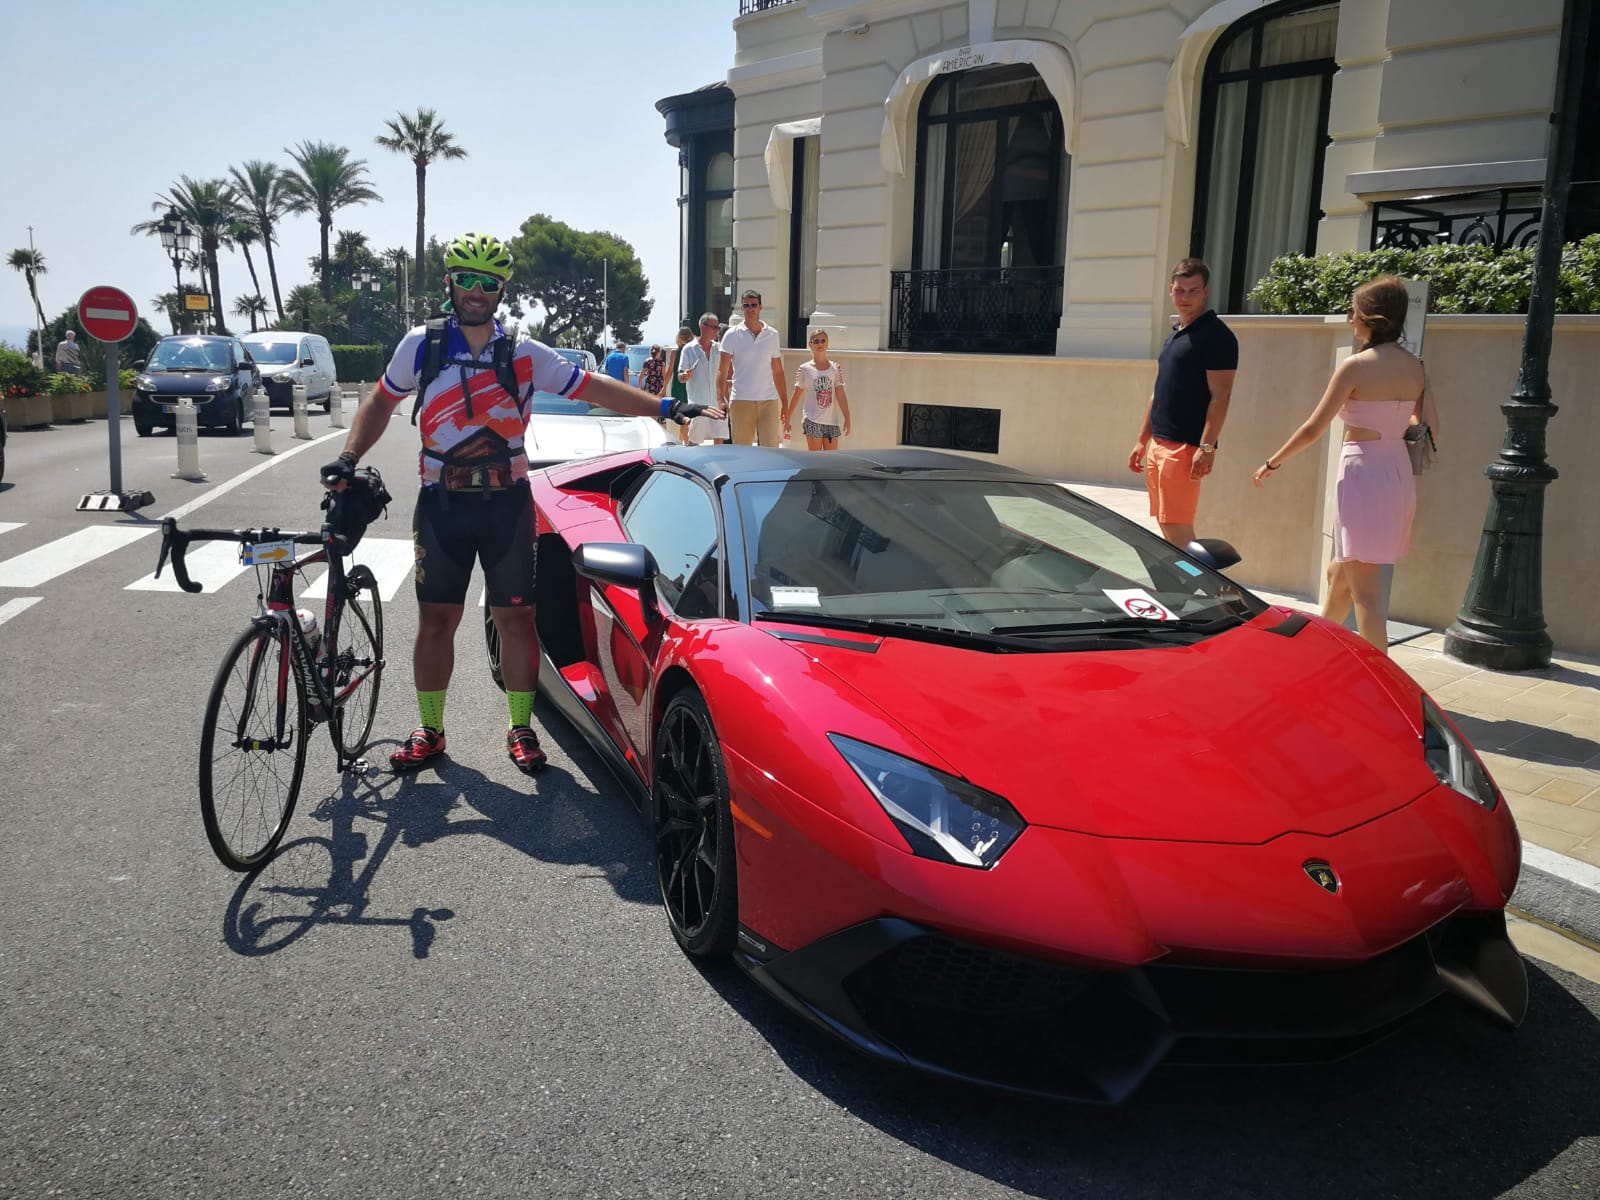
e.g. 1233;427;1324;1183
1303;860;1340;894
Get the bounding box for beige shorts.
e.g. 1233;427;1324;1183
729;399;782;447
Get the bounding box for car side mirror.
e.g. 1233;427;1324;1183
301;357;315;367
132;359;145;369
1185;538;1242;572
573;542;661;620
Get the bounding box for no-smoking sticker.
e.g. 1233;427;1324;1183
1101;588;1176;621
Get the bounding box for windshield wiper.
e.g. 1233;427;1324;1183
755;610;1033;652
994;613;1243;637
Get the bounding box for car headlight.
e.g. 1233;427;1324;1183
205;376;232;392
1422;696;1499;809
135;375;156;391
830;734;1025;868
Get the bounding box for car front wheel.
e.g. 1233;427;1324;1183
653;689;738;958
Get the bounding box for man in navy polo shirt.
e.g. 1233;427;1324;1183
1127;258;1238;548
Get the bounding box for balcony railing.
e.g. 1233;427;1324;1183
888;266;1064;355
738;0;797;14
1370;187;1543;251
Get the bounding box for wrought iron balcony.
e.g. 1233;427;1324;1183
738;0;797;14
888;266;1064;355
1370;187;1543;251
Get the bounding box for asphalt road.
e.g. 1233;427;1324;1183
2;414;1598;1199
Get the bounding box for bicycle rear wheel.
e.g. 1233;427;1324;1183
332;564;385;759
199;621;307;871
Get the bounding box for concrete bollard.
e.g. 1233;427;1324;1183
292;383;311;440
171;399;207;481
252;390;275;455
328;382;345;429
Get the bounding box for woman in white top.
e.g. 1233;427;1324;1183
784;329;852;450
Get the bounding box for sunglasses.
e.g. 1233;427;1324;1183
450;270;505;293
741;301;760;309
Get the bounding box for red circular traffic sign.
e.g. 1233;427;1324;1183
78;286;139;343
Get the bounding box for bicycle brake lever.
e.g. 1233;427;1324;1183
158;519;203;593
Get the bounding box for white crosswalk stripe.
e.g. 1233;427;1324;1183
0;596;43;626
0;526;157;587
125;541;253;593
0;522;24;538
299;538;415;602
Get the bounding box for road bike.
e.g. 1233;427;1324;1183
157;514;386;871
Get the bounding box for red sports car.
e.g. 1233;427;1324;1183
487;446;1527;1103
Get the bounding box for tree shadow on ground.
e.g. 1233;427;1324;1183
690;955;1600;1200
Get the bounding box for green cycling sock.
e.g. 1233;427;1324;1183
417;689;447;732
507;690;535;729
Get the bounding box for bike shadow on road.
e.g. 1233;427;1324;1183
221;723;656;961
690;954;1600;1200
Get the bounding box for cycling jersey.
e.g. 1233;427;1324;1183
378;319;591;487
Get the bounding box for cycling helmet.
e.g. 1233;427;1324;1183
443;232;514;281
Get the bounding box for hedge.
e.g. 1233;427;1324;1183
330;345;388;382
1247;234;1600;316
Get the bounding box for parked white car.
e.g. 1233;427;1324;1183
239;331;337;411
525;347;670;469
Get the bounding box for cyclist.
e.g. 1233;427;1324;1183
322;232;716;775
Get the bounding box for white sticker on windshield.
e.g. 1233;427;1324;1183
242;540;296;566
1101;588;1176;621
770;586;821;608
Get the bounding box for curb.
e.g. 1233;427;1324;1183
1512;843;1600;946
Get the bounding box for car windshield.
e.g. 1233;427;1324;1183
531;348;606;415
147;340;231;371
737;476;1265;644
244;341;297;365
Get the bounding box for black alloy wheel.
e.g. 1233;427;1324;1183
134;414;152;437
484;607;505;692
225;396;244;437
653;690;738;958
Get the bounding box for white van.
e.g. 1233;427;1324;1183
240;331;338;411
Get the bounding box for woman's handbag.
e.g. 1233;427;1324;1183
1404;420;1436;474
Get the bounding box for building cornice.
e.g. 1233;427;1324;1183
805;0;941;32
728;47;825;96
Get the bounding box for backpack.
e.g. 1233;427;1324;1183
410;317;522;426
321;466;392;556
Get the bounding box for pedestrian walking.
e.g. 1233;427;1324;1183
665;327;693;444
678;312;729;444
716;290;786;446
54;330;83;376
1254;275;1436;654
637;344;668;397
1127;259;1237;549
785;329;851;450
602;341;630;383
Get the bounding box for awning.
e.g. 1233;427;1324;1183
880;40;1078;176
765;118;822;211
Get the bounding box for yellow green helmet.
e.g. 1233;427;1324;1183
443;232;513;281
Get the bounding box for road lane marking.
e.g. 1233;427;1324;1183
0;597;42;626
159;428;345;523
0;526;157;587
0;523;23;538
299;538;414;602
125;541;252;593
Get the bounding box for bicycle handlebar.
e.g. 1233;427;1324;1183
156;517;326;594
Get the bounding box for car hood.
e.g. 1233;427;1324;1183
525;414;669;464
784;615;1436;844
138;371;232;394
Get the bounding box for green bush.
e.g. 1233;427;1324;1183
1247;234;1600;315
330;345;388;382
44;372;93;396
1;347;44;398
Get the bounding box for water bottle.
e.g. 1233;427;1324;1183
295;608;322;654
295;608;327;720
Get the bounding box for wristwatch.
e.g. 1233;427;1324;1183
1198;442;1218;454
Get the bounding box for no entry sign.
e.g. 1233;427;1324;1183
78;285;138;343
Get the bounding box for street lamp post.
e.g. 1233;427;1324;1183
1443;0;1591;671
157;208;197;334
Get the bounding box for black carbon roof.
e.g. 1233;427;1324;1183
648;444;1034;484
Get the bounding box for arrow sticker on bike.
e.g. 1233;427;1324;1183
242;540;295;565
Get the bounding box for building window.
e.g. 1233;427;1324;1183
788;136;820;347
1191;1;1339;312
704;151;735;327
893;63;1067;355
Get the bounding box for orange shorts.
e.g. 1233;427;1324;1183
1144;437;1203;524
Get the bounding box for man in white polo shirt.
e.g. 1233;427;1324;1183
716;289;786;446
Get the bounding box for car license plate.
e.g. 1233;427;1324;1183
161;405;174;414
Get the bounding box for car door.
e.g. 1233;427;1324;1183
233;340;257;395
591;469;722;767
314;338;337;397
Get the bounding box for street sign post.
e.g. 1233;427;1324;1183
75;286;153;513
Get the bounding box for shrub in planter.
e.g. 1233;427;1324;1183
1;347;44;397
44;372;94;395
1248;234;1600;316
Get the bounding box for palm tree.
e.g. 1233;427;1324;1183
375;109;467;316
229;160;291;321
281;141;381;301
384;246;411;315
228;220;265;303
7;248;47;333
232;294;269;332
132;177;245;333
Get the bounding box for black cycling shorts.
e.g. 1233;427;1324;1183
413;484;536;608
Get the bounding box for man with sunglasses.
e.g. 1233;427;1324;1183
716;289;786;446
323;232;718;776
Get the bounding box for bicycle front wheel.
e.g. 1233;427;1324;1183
199;621;308;871
332;564;385;759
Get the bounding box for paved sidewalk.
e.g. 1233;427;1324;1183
1066;480;1600;876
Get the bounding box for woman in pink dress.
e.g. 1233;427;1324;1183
1253;275;1439;652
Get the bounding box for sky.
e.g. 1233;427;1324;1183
0;0;735;350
